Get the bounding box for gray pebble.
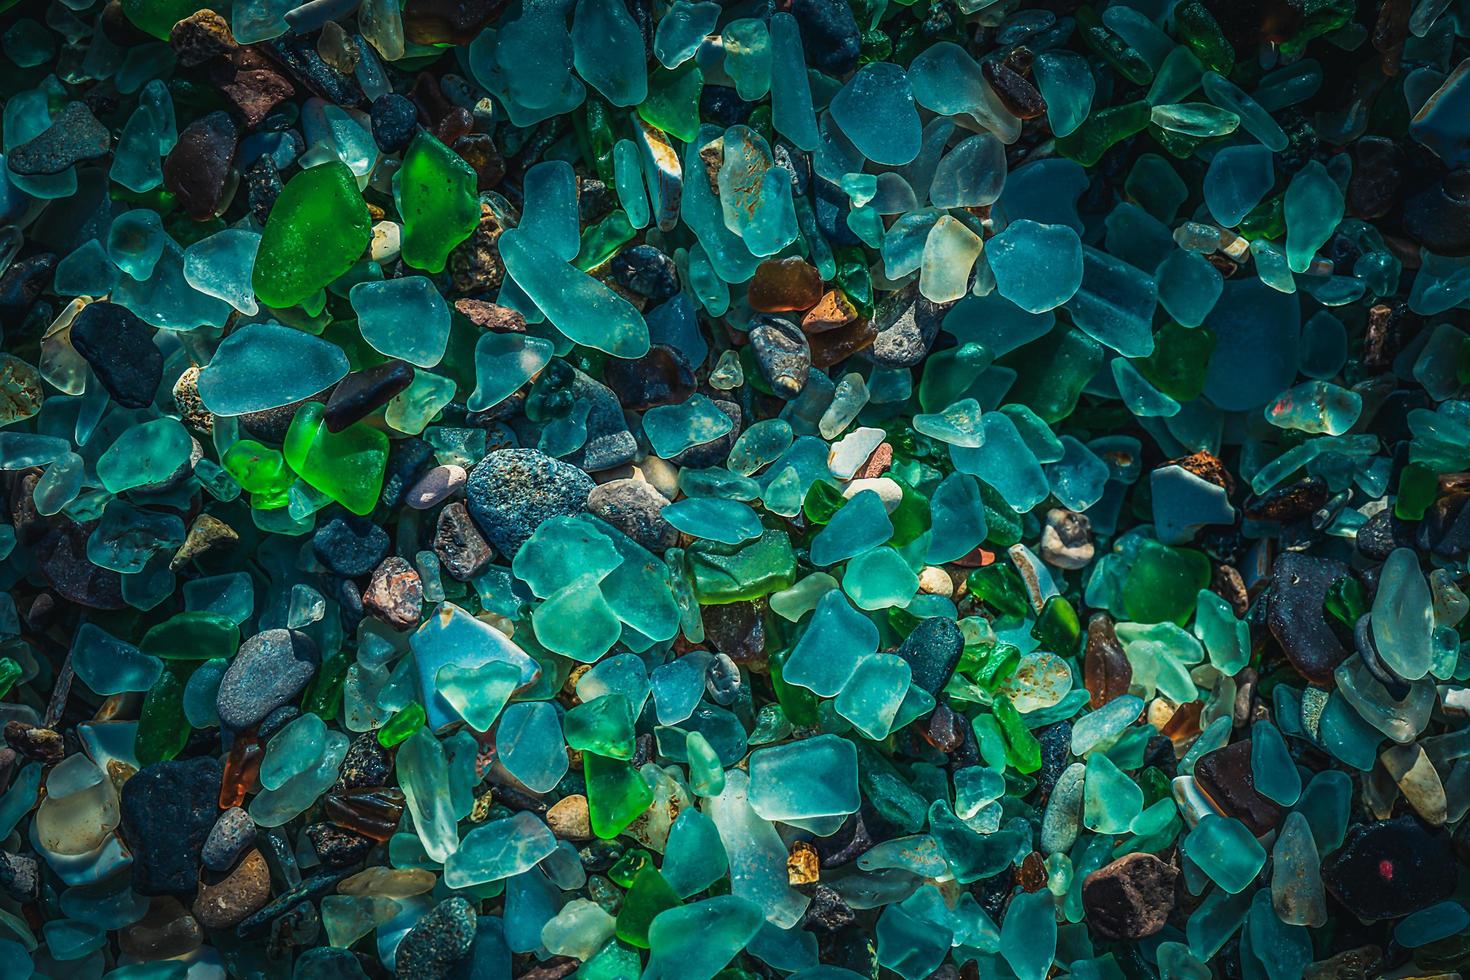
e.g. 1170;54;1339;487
216;629;319;731
748;314;810;399
465;449;594;557
203;806;257;872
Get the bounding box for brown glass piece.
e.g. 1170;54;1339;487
1083;613;1131;709
1193;740;1283;836
748;257;824;313
702;600;767;664
982;59;1046;120
402;0;511;45
219;738;262;809
808;316;877;368
324;786;407;841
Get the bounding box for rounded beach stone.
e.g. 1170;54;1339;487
465;449;595;557
215;629;320;731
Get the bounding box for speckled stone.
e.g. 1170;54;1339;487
465;449;594;557
396;896;478;979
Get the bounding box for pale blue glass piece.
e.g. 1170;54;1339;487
1202;279;1300;411
1181;814;1267;894
810;490;893;566
1105;203;1175;273
783;589;879;697
830;62;922;166
110;79;174;192
107;209;166;280
908;41;1018;142
519;161;581;262
53;239;117;297
1410;61;1470;167
1045;435;1109;512
112;236;234;330
1000;889;1056;980
1283;160;1344;274
302;100;378;177
769;13;819;151
654;0;720;68
1204;144;1275;227
644;393;734;458
233;0;294;43
196;321;349;416
500;227;650;358
718;126;798;257
1033;51;1094;138
748;734;860;821
1112;357;1179;418
723;19;772;100
925;472;988;564
1396;902;1470;948
663;497;763;545
87;500;185;574
409;601;542;728
572;0;647;105
1000;157;1087;233
350;276;450;368
182;657;227;728
445;811;557;888
844;547;919;611
682;125;762;283
987;219;1084;314
183;572;255;624
942;292;1055;354
496;701;568;793
71;623;162;696
1250;719;1301;806
1151;464;1234;544
1156;249;1223;327
1202;72;1288;151
882;209;941;279
951;413;1049;513
467;332;555;412
914;398;984;448
1409;250;1470;316
834;655;912;738
183;229;262;316
651;650;712;725
613;139;651;230
1065;246;1158;357
1372;547;1434;681
467;24;586;129
662;807;729;898
679;467;761;501
1255;59;1323;111
34;452;84;516
929;134;1006;208
260;713;328;790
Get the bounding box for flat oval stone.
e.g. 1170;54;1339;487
69;301;164;410
215;629;320;731
406;465;468;510
465;449;595;557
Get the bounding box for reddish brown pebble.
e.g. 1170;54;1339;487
455;299;525;332
363;557;424;631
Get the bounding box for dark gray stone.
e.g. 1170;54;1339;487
119;756;222;896
216;629;320;731
465;449;594;557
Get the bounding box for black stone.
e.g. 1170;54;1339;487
305;823;373;868
243;155;284;225
380;438;436;511
0;851;39;902
34;520;125;610
1034;721;1073;800
163;111;238;220
8;102;111;176
1266;551;1351;685
262;32;365;107
119;756;223;896
896;617;964;695
336;732;396;790
813;175;860;247
370;94;419;154
1358;507;1416;561
215;629;320;731
1403;170;1470;256
69;301;164;409
313;515;391;577
433;502;496;581
1322;816;1456;920
699;85;753;128
465;449;594;557
396;897;478;979
802;885;855;931
325;360;415;433
607;245;679;304
1418;492;1470;559
790;0;862;76
1081;853;1179;940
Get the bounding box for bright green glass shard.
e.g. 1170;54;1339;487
282;401;388;516
397;130;480;274
584;752;653;839
253;161;370;310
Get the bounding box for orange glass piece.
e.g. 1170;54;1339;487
219;738;262;809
